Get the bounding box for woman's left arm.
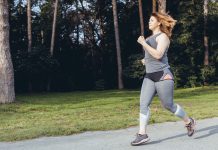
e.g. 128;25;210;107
137;34;170;60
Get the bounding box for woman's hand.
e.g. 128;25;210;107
137;36;145;45
141;59;145;65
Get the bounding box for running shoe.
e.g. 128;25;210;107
185;117;196;137
131;133;150;146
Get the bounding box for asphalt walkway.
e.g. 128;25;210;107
1;117;218;150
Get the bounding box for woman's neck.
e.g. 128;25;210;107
152;28;161;35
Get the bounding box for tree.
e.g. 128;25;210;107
112;0;124;89
0;0;15;103
46;0;59;91
50;0;59;56
158;0;166;13
204;0;209;66
27;0;32;53
27;0;33;92
138;0;144;36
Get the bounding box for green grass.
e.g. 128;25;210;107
0;86;218;141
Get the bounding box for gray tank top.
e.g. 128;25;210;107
144;32;170;73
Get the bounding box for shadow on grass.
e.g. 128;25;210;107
16;90;137;102
13;86;218;106
145;124;218;145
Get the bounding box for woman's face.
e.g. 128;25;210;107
148;16;160;31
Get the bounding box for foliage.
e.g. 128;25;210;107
8;0;218;92
201;65;216;84
12;46;60;92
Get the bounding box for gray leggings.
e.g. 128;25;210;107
140;77;186;119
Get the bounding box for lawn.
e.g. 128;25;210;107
0;86;218;141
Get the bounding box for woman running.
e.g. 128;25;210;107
131;12;196;146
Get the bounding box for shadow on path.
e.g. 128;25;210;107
146;124;218;145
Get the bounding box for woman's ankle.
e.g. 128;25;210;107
183;117;191;124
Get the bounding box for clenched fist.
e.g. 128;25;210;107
137;36;145;45
141;59;145;65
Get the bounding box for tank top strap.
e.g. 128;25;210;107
152;32;162;39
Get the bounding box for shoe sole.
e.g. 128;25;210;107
131;138;150;146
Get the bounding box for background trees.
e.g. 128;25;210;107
5;0;218;93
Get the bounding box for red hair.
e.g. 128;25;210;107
151;12;177;38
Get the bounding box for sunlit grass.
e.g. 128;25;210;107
0;86;217;141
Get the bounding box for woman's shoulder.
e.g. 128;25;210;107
158;32;168;38
156;32;170;41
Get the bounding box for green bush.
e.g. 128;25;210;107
123;54;145;80
201;65;216;84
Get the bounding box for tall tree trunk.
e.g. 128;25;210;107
138;0;144;36
152;0;156;13
112;0;124;89
27;0;32;92
0;0;15;103
47;0;58;92
203;0;209;86
75;0;79;45
27;0;32;53
41;30;44;44
50;0;58;56
204;0;209;66
158;0;166;13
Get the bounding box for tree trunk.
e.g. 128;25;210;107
138;0;144;36
27;0;32;53
158;0;166;13
112;0;124;89
152;0;156;13
204;0;209;66
27;0;32;92
41;30;44;44
75;0;79;45
50;0;59;56
48;0;59;92
203;0;209;86
0;0;15;103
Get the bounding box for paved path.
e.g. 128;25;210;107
1;117;218;150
